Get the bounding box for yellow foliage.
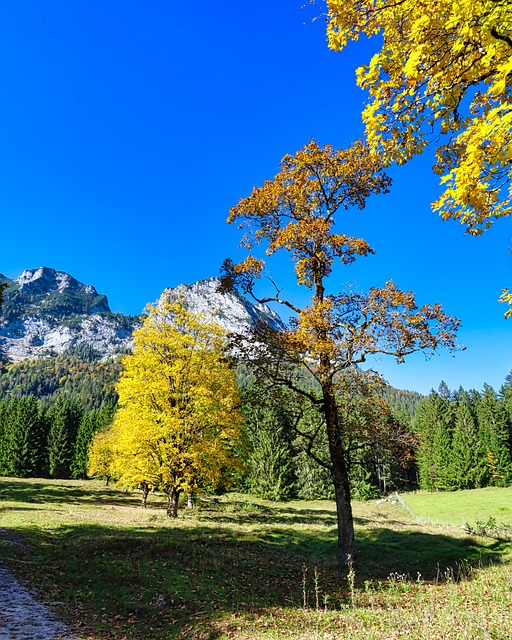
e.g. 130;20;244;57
95;296;242;511
499;289;512;319
224;139;459;380
227;139;388;292
326;0;512;235
88;428;117;480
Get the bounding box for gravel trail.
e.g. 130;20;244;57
0;565;80;640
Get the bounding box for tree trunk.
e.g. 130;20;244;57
166;489;180;517
187;492;194;508
140;481;149;508
323;386;355;567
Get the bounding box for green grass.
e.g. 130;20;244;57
0;477;511;639
398;487;512;526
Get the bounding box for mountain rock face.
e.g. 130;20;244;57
0;267;138;362
0;269;285;363
163;277;285;335
1;267;110;317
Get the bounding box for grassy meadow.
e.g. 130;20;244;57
399;488;512;527
0;478;511;639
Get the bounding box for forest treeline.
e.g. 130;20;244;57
415;380;512;490
0;353;511;498
0;395;114;479
0;354;121;410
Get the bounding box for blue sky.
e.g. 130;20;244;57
0;0;510;395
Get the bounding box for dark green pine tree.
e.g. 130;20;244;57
0;397;47;477
476;384;512;486
247;418;295;501
499;371;512;453
414;384;454;491
70;404;114;479
47;397;83;479
241;384;295;501
0;398;9;474
449;392;485;489
293;404;334;500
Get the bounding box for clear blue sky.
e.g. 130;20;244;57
0;1;510;395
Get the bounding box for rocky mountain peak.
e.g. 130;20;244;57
162;277;286;334
1;267;110;320
0;270;286;364
0;268;131;362
17;267;86;296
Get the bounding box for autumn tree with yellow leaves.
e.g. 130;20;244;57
222;139;459;566
89;296;242;517
88;428;116;486
325;0;512;235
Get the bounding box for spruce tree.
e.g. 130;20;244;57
247;419;295;501
0;398;9;474
476;385;512;486
449;393;484;489
47;397;83;479
499;371;512;453
0;397;43;477
293;405;334;500
431;412;453;490
71;406;113;479
241;384;295;501
414;385;454;490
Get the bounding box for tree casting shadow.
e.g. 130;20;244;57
2;516;507;640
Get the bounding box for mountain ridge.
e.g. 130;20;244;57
0;267;285;363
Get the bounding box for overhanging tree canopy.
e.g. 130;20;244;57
325;0;512;235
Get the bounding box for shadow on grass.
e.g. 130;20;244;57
2;516;508;640
1;480;510;637
197;500;339;528
0;478;141;508
356;527;507;580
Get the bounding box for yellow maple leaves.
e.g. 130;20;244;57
223;138;459;564
499;289;512;319
88;296;242;515
224;139;459;373
326;0;512;235
226;139;388;292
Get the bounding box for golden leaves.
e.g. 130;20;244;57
499;289;512;319
224;138;458;377
326;0;512;232
225;139;388;292
264;280;459;386
92;296;242;495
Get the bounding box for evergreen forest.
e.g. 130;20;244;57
1;351;510;499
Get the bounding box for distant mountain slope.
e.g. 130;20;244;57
0;354;121;410
0;268;424;412
164;277;285;334
0;268;285;364
0;267;137;362
0;267;110;319
381;386;424;426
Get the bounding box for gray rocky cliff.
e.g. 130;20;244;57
0;270;285;363
162;277;285;335
0;267;137;362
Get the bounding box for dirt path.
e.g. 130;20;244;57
0;529;80;640
0;565;80;640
